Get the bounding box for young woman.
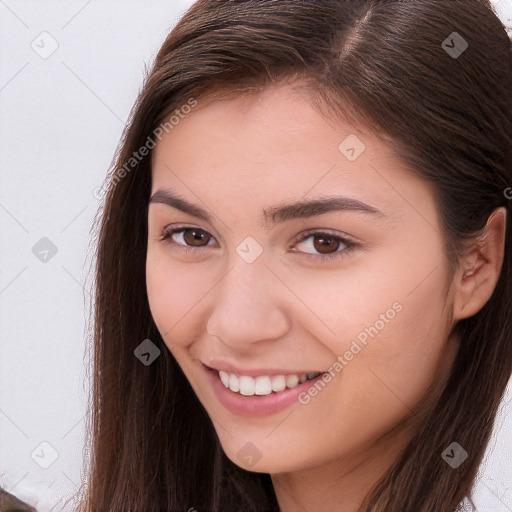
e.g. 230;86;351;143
76;1;512;511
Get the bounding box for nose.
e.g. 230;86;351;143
206;254;291;349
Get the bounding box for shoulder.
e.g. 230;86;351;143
0;487;36;512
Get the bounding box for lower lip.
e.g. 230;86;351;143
203;364;326;417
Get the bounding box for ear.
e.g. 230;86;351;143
452;207;507;321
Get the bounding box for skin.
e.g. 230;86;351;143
146;83;506;512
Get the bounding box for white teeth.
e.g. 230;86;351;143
228;373;240;392
271;375;286;392
217;370;321;396
254;376;272;395
219;370;230;387
286;374;299;388
239;376;255;396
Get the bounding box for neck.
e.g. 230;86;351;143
271;425;410;512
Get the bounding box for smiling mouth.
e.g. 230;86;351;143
207;367;324;396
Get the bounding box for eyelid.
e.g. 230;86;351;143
291;227;358;245
158;224;217;249
158;224;360;261
289;229;359;261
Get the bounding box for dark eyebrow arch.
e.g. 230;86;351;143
149;188;385;227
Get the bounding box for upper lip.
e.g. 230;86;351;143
203;360;323;377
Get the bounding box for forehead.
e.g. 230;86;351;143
150;84;434;219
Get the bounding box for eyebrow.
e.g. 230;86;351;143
149;188;385;227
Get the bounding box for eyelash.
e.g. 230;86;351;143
158;225;359;262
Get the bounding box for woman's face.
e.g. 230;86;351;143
146;83;460;474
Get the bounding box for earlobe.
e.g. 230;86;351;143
452;207;507;321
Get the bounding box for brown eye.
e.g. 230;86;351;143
159;226;358;262
161;227;214;248
292;231;358;261
311;234;342;254
182;228;211;246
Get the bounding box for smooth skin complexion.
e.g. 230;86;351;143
146;83;506;512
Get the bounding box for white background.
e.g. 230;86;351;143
0;1;511;511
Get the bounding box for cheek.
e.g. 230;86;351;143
273;252;430;350
261;268;451;467
283;244;452;407
145;249;209;345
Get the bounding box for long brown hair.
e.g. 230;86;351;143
75;1;512;511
